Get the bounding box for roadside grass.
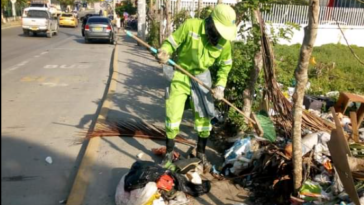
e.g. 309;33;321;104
274;44;364;95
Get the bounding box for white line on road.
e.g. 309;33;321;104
9;66;20;71
44;64;90;69
40;83;69;87
17;61;29;66
2;61;29;76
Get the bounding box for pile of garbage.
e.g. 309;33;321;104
210;92;364;205
115;160;211;205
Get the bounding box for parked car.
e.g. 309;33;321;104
81;14;99;36
59;13;78;28
126;18;137;30
84;16;116;44
22;8;58;38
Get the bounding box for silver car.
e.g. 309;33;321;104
84;16;116;44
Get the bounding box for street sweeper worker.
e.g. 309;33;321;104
156;4;237;169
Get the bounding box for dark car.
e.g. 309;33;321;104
81;14;99;36
84;16;116;44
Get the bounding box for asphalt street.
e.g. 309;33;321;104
1;26;114;205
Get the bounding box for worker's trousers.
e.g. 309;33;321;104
166;71;212;139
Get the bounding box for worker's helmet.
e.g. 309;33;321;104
211;4;237;41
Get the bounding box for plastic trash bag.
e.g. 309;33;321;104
224;137;252;164
299;180;330;202
172;173;211;197
168;192;189;205
115;174;160;205
124;161;166;192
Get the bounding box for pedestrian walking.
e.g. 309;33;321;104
122;12;129;28
116;14;121;33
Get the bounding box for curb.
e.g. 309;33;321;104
66;44;119;205
1;23;21;30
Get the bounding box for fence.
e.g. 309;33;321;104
165;1;364;26
262;4;364;26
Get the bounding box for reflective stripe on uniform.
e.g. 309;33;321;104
166;121;181;129
168;35;178;49
223;59;233;65
194;125;212;132
189;31;200;40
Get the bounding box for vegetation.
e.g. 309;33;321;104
146;0;364;134
116;0;136;17
274;44;364;95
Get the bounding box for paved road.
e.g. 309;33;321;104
1;26;114;205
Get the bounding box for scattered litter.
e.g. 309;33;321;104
45;156;53;164
59;199;67;204
156;174;174;191
116;161;211;205
186;171;202;185
137;153;144;159
298;180;330;202
313;174;331;185
152;147;180;161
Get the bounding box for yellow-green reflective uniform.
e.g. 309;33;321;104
161;19;233;139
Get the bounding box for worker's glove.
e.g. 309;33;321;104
157;49;170;64
212;86;225;100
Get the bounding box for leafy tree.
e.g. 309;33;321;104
116;0;136;16
2;0;8;8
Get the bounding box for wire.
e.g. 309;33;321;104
334;18;364;66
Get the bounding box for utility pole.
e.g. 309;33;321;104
138;0;146;40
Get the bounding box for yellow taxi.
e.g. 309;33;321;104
59;13;78;28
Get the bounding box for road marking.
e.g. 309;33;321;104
41;83;69;87
44;64;90;69
17;61;29;66
21;76;37;82
20;76;89;84
2;60;30;76
66;45;119;205
34;51;48;58
9;66;20;71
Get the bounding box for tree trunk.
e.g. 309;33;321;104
243;10;263;122
159;5;164;45
176;0;181;13
165;0;171;36
1;9;6;24
292;0;319;192
197;0;202;18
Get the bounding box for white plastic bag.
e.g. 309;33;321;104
115;173;159;205
115;174;130;205
224;138;252;164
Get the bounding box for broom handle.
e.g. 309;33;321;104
125;31;256;124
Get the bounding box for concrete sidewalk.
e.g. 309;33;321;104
1;21;21;30
82;34;249;205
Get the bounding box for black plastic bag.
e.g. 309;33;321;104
124;161;166;191
172;173;211;197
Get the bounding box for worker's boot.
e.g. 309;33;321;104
197;137;212;173
161;138;175;168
